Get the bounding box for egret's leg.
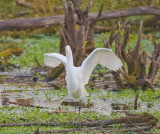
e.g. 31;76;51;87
78;100;82;128
73;101;77;124
78;100;81;122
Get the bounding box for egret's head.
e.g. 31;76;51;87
65;45;71;56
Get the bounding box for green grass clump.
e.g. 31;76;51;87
2;35;60;67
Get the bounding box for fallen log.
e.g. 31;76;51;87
35;126;152;134
34;127;102;134
0;112;157;128
1;6;160;31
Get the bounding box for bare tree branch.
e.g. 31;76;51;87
132;20;143;57
62;0;68;14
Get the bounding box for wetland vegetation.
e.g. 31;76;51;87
0;0;160;133
0;33;159;133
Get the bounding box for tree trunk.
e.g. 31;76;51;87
47;0;103;80
1;6;160;31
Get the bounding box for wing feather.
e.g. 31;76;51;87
81;48;123;84
44;53;67;67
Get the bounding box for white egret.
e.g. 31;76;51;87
44;45;123;122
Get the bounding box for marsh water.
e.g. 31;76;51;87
0;68;160;116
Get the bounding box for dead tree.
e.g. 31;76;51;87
48;0;103;80
105;20;160;109
85;4;103;54
60;0;103;66
106;20;160;91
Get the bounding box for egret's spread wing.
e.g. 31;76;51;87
44;53;67;67
81;48;123;84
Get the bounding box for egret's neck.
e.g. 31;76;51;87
66;52;74;68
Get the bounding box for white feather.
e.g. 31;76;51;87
44;46;123;122
81;48;123;84
44;53;67;67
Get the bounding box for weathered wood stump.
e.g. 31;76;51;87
48;0;103;80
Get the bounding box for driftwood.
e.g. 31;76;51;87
34;127;154;134
0;113;157;133
1;6;160;31
34;127;102;134
35;125;159;133
9;101;43;109
0;112;157;128
79;112;157;127
35;125;155;134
